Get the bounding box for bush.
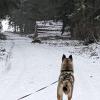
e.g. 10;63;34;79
0;33;7;40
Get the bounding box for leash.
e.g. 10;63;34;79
17;80;58;100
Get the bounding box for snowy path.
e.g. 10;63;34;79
0;32;100;100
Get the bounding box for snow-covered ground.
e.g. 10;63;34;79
0;32;100;100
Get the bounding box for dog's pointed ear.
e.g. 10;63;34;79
62;54;66;62
69;55;73;61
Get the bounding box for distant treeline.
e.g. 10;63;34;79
0;0;100;41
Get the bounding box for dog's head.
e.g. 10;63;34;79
62;54;73;66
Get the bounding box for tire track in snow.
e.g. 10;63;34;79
5;40;15;72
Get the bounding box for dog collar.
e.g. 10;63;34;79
61;69;73;73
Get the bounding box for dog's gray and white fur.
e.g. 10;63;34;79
57;54;74;100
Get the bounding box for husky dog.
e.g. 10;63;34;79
57;54;74;100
